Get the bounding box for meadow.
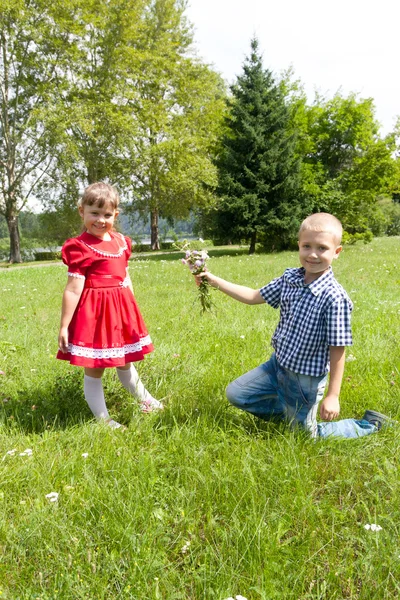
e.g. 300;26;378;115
0;237;399;600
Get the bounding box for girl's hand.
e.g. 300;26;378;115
58;328;69;353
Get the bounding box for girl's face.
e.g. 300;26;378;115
79;201;119;240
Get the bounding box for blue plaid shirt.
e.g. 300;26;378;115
259;267;353;376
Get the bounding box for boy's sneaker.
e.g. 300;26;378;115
140;397;164;413
362;410;396;430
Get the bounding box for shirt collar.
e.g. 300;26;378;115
284;267;334;296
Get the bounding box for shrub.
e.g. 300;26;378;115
342;230;373;245
0;238;43;262
189;239;213;250
387;213;400;236
131;242;150;253
160;241;175;250
34;251;62;261
377;197;400;236
173;239;214;251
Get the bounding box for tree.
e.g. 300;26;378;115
0;0;79;262
36;0;149;221
303;94;399;240
209;38;301;253
38;0;225;251
124;0;225;249
307;94;379;179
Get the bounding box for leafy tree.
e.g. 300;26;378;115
387;118;400;200
37;0;149;220
377;197;400;236
39;0;225;251
303;94;400;240
307;94;378;179
209;38;301;253
37;201;82;245
0;0;80;262
280;73;326;212
0;215;8;239
123;0;226;249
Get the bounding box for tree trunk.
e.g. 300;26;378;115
150;208;160;250
7;215;22;263
249;231;257;255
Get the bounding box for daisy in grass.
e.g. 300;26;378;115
19;449;33;456
45;492;59;503
364;523;382;531
181;247;213;313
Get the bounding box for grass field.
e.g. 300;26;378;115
0;237;399;599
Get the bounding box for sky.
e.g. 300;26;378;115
185;0;399;136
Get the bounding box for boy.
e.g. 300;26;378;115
197;213;389;438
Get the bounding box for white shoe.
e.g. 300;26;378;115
105;418;126;430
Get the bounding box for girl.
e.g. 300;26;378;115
57;182;163;428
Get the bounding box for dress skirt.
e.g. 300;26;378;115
57;285;154;368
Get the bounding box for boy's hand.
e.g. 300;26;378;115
194;270;214;287
320;394;340;421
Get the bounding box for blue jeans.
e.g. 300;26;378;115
226;354;377;439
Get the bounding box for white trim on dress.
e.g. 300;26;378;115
81;240;127;258
120;276;130;288
68;272;85;279
67;335;152;358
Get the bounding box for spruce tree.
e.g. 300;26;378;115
214;38;301;253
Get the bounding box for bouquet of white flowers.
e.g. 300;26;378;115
181;248;213;313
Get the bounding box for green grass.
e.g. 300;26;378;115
0;237;399;599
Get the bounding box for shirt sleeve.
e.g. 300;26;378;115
259;275;283;309
61;238;91;279
325;298;353;346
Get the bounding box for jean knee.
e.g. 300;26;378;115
226;381;241;406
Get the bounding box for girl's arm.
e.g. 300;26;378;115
126;267;134;295
319;346;346;420
196;271;264;305
58;276;85;353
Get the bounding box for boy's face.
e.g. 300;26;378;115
298;230;342;282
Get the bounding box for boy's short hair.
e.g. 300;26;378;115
299;213;343;244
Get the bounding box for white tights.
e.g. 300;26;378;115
83;375;109;419
116;364;154;402
83;365;155;425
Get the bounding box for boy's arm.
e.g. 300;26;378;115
319;346;346;420
196;271;264;305
58;277;85;353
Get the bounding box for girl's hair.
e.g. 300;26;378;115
79;182;120;210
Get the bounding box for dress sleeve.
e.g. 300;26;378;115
125;236;132;260
61;238;91;279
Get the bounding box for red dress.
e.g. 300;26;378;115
56;231;154;368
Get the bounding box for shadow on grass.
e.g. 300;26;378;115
1;369;162;435
150;391;289;441
1;370;92;434
131;246;251;263
3;370;290;440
